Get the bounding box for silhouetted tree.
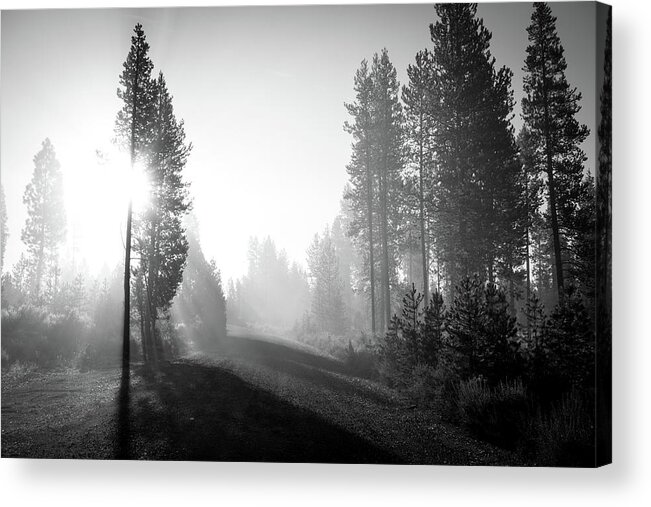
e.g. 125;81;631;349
402;50;435;305
114;22;157;372
421;290;445;368
516;126;545;311
344;59;379;335
428;4;523;295
445;275;516;384
134;72;191;364
522;2;590;304
21;138;66;303
371;49;404;333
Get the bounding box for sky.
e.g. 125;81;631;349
0;2;603;285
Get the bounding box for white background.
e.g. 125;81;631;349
1;0;648;505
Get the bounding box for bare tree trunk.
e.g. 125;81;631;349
539;27;565;304
418;109;429;306
118;48;141;460
365;151;376;336
381;159;391;332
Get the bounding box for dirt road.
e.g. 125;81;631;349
2;329;522;464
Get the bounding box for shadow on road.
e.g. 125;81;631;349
127;360;402;464
207;333;393;406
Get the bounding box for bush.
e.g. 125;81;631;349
1;305;89;368
530;389;595;466
77;335;121;371
404;363;443;405
343;339;378;379
378;315;412;387
2;359;38;381
455;377;529;449
446;276;518;384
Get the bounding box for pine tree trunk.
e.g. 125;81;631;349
34;175;48;302
418;109;429;306
546;161;564;303
122;52;141;376
35;241;44;302
365;150;376;336
540;29;565;304
381;157;391;332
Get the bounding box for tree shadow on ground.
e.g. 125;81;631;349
207;334;394;407
125;361;402;463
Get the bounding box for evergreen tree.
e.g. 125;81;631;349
516;125;544;308
399;283;424;364
306;227;346;335
402;49;435;305
114;22;157;370
545;288;594;390
134;72;191;364
344;59;379;335
445;275;516;384
21;138;66;302
421;290;445;369
172;214;226;349
445;274;485;380
236;236;310;328
522;2;590;304
428;3;524;295
371;49;404;333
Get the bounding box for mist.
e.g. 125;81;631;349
1;3;610;467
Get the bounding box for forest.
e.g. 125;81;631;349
1;3;611;467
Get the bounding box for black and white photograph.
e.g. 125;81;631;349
1;1;612;469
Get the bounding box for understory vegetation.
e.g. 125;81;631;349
317;277;595;467
1;216;226;372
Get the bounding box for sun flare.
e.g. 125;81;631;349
62;150;152;273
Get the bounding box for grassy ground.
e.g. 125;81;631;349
1;329;523;464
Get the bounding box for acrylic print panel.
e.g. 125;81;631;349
0;2;612;467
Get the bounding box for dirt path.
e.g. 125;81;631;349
2;330;523;464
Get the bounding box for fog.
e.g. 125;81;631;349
1;3;610;467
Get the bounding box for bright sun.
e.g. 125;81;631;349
63;149;152;274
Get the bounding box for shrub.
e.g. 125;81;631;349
343;339;378;379
405;363;443;405
455;377;529;449
1;306;48;365
1;305;90;368
2;359;38;381
378;315;412;387
446;276;518;384
531;389;595;466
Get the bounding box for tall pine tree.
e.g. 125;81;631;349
428;3;523;296
370;49;404;333
21;138;66;302
402;49;435;306
114;22;157;368
134;72;191;364
344;59;379;335
306;227;346;335
522;2;590;304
